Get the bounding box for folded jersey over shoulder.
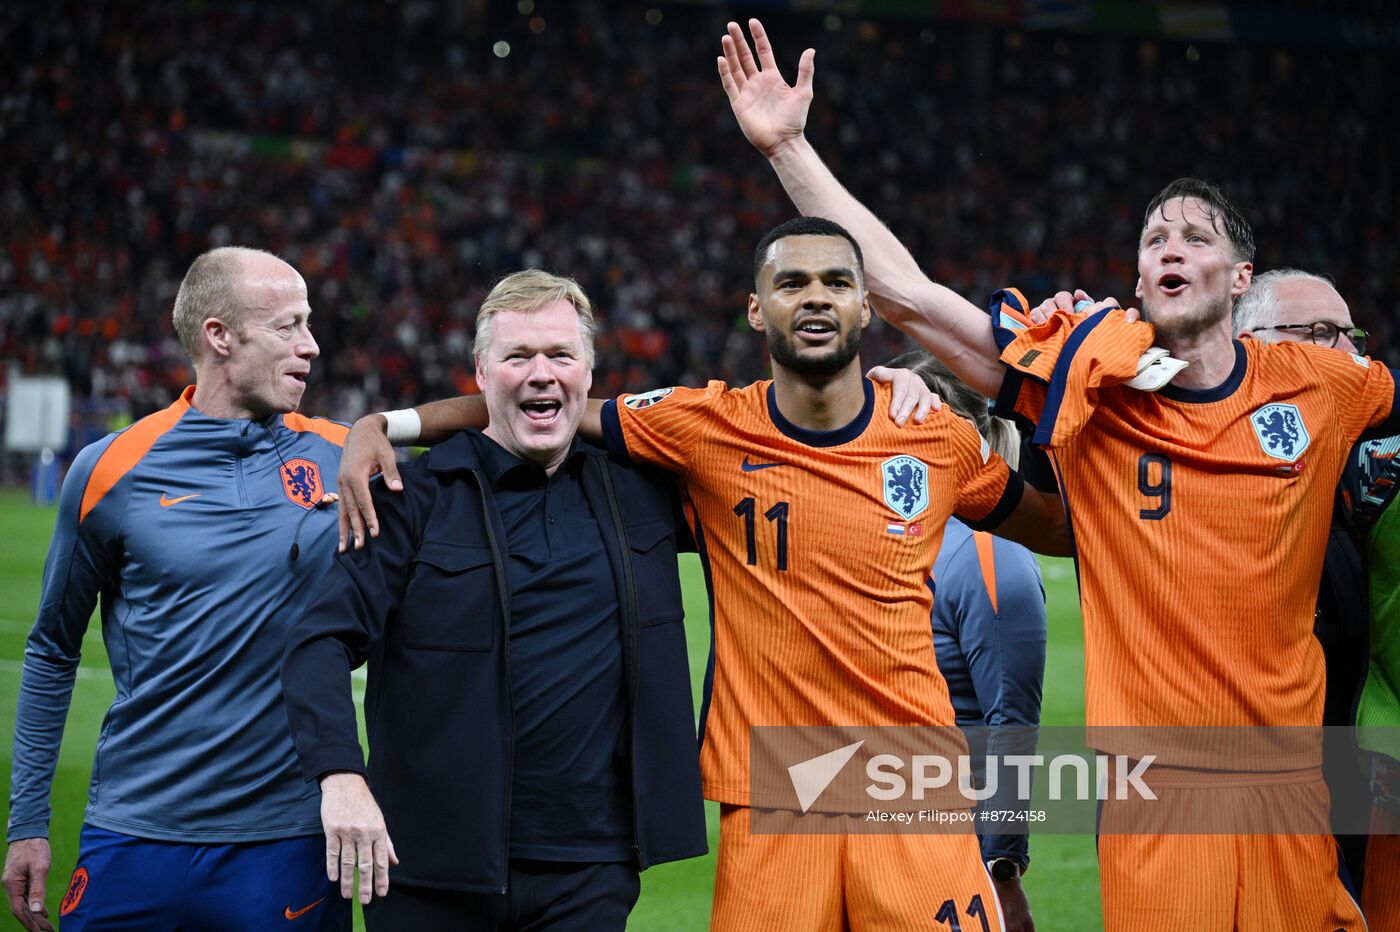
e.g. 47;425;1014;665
988;287;1156;449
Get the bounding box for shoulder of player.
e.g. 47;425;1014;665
281;411;351;448
1246;341;1385;410
1248;338;1370;377
74;396;196;524
618;379;767;423
885;401;987;455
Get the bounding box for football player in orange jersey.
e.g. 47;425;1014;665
718;17;1397;931
334;219;1072;930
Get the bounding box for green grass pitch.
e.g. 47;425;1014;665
0;488;1101;929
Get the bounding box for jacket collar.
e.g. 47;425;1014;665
425;429;594;478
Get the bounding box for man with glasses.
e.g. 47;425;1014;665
1235;269;1398;927
1235;269;1367;355
1233;269;1370;885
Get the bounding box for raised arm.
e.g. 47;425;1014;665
718;19;1005;397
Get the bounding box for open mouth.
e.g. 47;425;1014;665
521;399;562;421
795;317;838;341
1157;274;1189;295
286;371;308;386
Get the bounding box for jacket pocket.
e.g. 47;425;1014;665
626;518;685;627
399;541;497;651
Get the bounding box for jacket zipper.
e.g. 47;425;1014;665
473;468;514;894
598;460;644;863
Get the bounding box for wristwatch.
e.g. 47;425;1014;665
986;857;1023;883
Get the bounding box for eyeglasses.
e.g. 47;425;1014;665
1250;321;1368;355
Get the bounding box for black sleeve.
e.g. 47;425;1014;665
281;473;429;781
1018;432;1060;494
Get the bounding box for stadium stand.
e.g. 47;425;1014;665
2;0;1396;442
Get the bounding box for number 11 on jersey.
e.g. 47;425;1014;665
733;497;790;570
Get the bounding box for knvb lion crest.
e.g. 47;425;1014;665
281;457;323;509
1250;404;1310;461
882;455;929;520
61;867;88;916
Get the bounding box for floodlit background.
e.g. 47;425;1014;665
3;1;1397;927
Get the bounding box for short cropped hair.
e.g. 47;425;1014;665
752;217;865;289
171;246;280;361
885;350;1021;470
1141;178;1255;264
473;269;597;367
1232;268;1340;334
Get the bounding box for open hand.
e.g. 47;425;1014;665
717;19;814;158
337;415;402;551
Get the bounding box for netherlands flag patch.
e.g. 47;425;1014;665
886;523;906;535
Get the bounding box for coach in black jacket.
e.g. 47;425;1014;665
281;271;705;930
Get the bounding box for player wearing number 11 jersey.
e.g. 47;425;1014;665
606;376;1015;804
600;218;1068;931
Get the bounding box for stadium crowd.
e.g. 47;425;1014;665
2;0;1397;432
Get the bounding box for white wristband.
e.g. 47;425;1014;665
381;408;422;445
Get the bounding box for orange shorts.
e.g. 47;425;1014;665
1098;772;1363;932
710;805;1003;932
1364;802;1400;932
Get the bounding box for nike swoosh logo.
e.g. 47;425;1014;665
159;493;201;507
284;899;324;920
741;457;785;472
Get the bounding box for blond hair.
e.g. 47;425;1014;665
171;246;281;361
473;269;596;367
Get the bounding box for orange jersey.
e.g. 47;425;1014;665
601;378;1020;804
1001;329;1397;755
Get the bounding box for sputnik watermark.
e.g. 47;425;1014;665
788;741;1156;814
750;725;1379;835
865;753;1156;804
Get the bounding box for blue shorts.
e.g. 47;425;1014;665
58;824;350;931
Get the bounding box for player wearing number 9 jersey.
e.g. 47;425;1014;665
993;214;1396;932
998;319;1397;744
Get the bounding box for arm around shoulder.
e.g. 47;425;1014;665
992;486;1071;558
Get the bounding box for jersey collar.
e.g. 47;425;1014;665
1158;340;1247;404
765;378;874;447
